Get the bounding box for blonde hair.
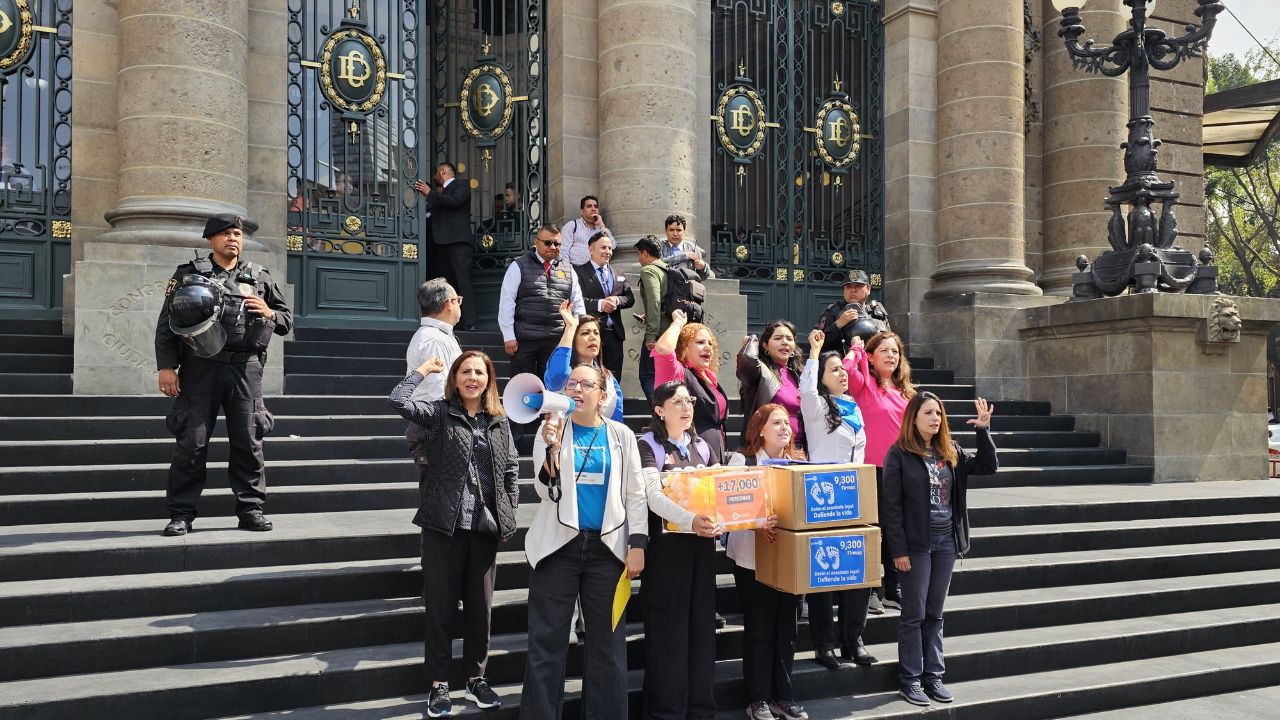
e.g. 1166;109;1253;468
675;322;720;373
865;331;916;400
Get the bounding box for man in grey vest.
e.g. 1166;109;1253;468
498;223;586;383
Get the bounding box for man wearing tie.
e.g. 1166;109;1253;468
574;230;635;380
413;162;478;331
498;224;586;383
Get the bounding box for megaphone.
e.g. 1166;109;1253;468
503;373;577;424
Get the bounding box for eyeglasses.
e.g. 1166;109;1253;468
539;240;562;248
665;397;695;408
564;379;599;391
449;296;464;305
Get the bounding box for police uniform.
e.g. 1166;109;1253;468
155;214;293;535
816;270;891;355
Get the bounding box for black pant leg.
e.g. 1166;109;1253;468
579;537;629;720
836;588;872;652
460;530;499;680
643;533;695;720
445;242;477;328
601;331;624;381
735;566;768;702
425;238;447;281
165;358;222;520
521;540;583;719
688;537;719;719
770;588;799;702
222;360;269;516
421;529;468;684
807;591;836;652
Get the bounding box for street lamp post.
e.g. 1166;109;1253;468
1054;0;1226;299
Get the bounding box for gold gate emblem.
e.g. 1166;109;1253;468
729;104;756;137
337;49;372;88
474;82;500;117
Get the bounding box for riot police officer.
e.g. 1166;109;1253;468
816;269;891;355
155;213;293;536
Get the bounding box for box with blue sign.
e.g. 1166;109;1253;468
765;463;878;531
755;526;882;595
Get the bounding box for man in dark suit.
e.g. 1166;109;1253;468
573;230;634;380
414;162;477;330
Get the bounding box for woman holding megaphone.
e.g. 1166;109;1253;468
521;363;648;720
387;351;518;718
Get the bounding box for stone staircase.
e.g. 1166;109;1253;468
1;322;1279;719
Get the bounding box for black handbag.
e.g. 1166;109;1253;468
472;451;501;539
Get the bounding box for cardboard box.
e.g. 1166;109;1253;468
661;466;772;532
755;526;882;595
765;463;878;530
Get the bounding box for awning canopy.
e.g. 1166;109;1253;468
1203;78;1280;168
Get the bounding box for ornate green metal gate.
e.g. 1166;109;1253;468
0;0;71;322
286;0;545;326
709;0;883;330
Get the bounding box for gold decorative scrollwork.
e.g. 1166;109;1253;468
815;98;862;169
343;215;363;234
286;235;304;252
832;251;844;266
459;64;516;141
402;243;418;259
0;0;33;72
734;245;749;261
870;273;883;288
715;86;768;159
50;220;71;238
776;268;787;282
318;28;387;114
793;269;805;282
481;234;496;250
831;1;845;16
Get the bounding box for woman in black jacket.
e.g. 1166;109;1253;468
881;392;996;708
388;350;519;719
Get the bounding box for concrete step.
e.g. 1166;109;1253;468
0;457;417;495
0;375;70;394
746;641;1280;720
0;435;412;467
0;414;414;441
969;464;1153;487
0;353;73;373
1057;684;1280;719
5;506;1280;586
0;334;72;354
0;319;63;335
0;394;397;417
284;354;515;376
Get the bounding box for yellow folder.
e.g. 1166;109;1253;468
611;568;631;631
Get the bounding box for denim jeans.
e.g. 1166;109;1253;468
639;348;656;405
896;531;956;685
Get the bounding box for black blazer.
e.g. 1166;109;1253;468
573;261;636;340
880;427;998;559
426;178;473;245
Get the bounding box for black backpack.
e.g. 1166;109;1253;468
660;264;707;323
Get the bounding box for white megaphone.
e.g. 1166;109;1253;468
503;373;577;424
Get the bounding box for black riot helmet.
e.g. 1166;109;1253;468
848;316;881;344
168;275;228;358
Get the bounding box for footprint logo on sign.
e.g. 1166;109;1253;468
810;482;826;507
814;544;830;570
826;546;841;570
821;481;836;505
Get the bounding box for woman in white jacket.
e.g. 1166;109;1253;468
799;329;877;669
521;364;648;720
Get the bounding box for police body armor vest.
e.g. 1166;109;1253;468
190;257;274;355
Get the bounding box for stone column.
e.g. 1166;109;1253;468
1038;0;1126;295
69;1;286;394
98;0;254;249
596;0;699;245
927;0;1040;298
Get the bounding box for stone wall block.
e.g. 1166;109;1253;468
118;15;247;81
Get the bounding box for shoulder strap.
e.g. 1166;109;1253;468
191;256;213;274
640;433;666;471
743;453;758;467
693;437;711;465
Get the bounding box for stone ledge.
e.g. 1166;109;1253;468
1022;293;1280;337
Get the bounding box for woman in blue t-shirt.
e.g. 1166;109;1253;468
522;364;648;720
544;300;624;422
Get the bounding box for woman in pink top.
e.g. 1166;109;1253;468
736;320;806;450
652;309;729;462
844;329;916;607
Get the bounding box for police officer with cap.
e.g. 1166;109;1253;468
155;213;293;537
816;269;891;355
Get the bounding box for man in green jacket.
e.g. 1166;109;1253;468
635;235;668;403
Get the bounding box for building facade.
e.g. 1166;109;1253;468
0;0;1217;395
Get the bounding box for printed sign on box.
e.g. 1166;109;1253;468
662;467;772;532
808;533;866;588
803;469;861;525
